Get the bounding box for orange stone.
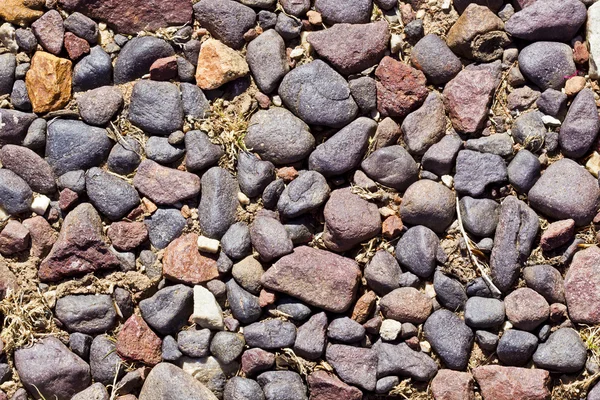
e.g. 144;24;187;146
116;314;162;365
0;0;44;26
195;39;249;90
351;290;376;324
382;215;404;239
26;52;72;113
163;233;219;285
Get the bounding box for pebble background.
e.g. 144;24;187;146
0;0;599;399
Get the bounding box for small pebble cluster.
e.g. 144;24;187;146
0;0;599;399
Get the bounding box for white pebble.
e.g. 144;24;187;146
272;95;283;107
380;319;403;341
425;283;436;298
441;175;454;188
420;341;432;353
0;206;8;222
290;47;304;59
31;195;50;215
503;321;513;331
190;285;224;330
379;207;396;217
441;0;452;11
541;115;561;126
238;191;250;205
390;34;403;54
587;152;600;178
197;235;220;254
0;23;18;53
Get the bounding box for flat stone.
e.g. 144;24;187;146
246;29;288;94
424;310;473;370
540;219;575;252
86;168;139;221
134;160;200;205
191;285;224;330
72;46;113;92
0;109;36;146
46;119;112;176
559;88;600;159
473;366;550;400
64;32;90;60
431;370;475;400
199;167;239;239
294;312;327;360
380;287;432;323
278;59;358;128
139;284;193;335
505;0;586;42
326;344;377;391
39;203;121;282
139;363;217;400
308;371;362;400
564;245;600;323
77;86;123;126
193;0;255;49
411;34;462;85
443;61;501;134
241;348;274;376
25;51;72;113
490;196;539;293
163;233;219;285
14;337;91;400
395;225;446;278
464;297;505;329
128;80;183;135
528;158;600;226
31;10;64;55
196;39;249;90
533;327;586;373
261;246;360;313
375;56;428;118
496;329;538;366
361;145;419;191
145;208;186;249
400;180;455;233
376;341;438;381
314;0;372;24
518;42;576;91
277;171;330;218
55;294;117;334
117;314;162;365
114;37;175;84
307;21;389;75
523;265;565;304
454;150;507;197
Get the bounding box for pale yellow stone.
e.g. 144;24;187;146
0;0;44;26
195;39;249;90
565;76;587;97
25;52;72;114
586;151;600;178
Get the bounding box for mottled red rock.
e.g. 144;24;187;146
379;287;433;324
64;32;90;60
261;246;361;313
117;314;162;365
133;160;200;205
0;220;30;256
22;216;57;258
431;369;475;400
59;189;79;211
549;303;567;322
308;371;363;400
107;221;149;251
351;290;376;324
31;10;64;55
443;63;501;134
259;288;276;307
382;215;404;239
400;3;415;24
38;203;121;282
473;365;551;400
504;287;549;331
162;233;219;285
307;21;390;75
59;0;192;35
540;219;575;251
277;166;299;182
574;41;589;64
149;56;178;81
241;348;275;376
564;245;600;323
375;56;428;118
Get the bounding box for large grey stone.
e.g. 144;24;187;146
114;37;175;84
128;80;183;135
518;42;576;91
199;167;239;239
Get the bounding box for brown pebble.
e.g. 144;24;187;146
149;56;178;81
405;336;420;350
307;10;323;25
259;288;276;307
363;316;382;334
351;290;377;324
540;219;575;251
549;303;567;323
255;92;271;109
382;215;404;239
0;220;30;256
277;166;299;182
58;188;79;211
574;41;589;64
64;32;90;60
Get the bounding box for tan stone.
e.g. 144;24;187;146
195;39;249;90
565;76;586;96
0;0;44;26
26;52;72;113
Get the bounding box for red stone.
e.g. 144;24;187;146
107;221;149;251
504;287;549;331
564;245;600;324
59;188;79;211
133;160;200;206
258;288;276;307
163;233;219;285
276;166;298;182
0;220;30;256
241;348;275;376
308;371;363;400
117;314;162;365
64;32;90;60
375;56;428;118
473;365;551;400
22;216;57;258
38;203;121;282
574;41;589;65
58;0;192;35
382;215;403;239
540;219;575;251
149;56;178;81
405;336;420;350
255;92;271;109
351;290;376;324
431;369;475;400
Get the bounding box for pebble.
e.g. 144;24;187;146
117;314;162;365
294;312;328;360
0;220;30;255
31;10;64;55
411;34;461;85
275;13;302;40
277;171;330;218
375;56;428;118
184;130;223;172
473;365;551;400
145;136;185;164
195;39;249;90
139;284;193;335
86;167;139;220
475;330;499;352
326;344;377;391
511;111;546;148
278;59;358;128
63;12;98;44
0;144;55;194
77;85;123;126
506;86;539;112
496;329;538;366
518;42;576;91
504;287;549;331
422;134;463;176
465;133;513;157
0;109;36;147
375;342;438;381
533;327;587;373
528;158;600;226
176;328;211;358
191;285;223;330
400;180;455;233
507;149;540;193
433;271;467;311
144;207;186;249
227;279;262;324
379;319;403;341
193;0;256;49
22;216;56;257
308;21;389;75
245;319;296;350
198;167;239;239
590;2;600;79
349;77;377;114
72;383;108;400
89;335;124;385
72;46;113;92
459;196;499;238
128;80;183;135
380;287;432;323
424;309;473;370
327;317;365;343
261;246;360;313
11;80;31;111
241;348;275;376
25;51;72;113
559;88;600;159
163;233;218;285
232;256;263;296
0;53;14;96
114;37;174;84
564;246;600;323
464;297;505;329
454;150;507;197
537;88;568;118
431;370;475;400
309;371;362;400
246;29;288;94
237;152;274;198
15;29;37;53
250;214;294;262
64;32;90;60
257;371;307;400
361;145;419;191
139;363;216;400
221;222;252;260
540;219;575;252
55;294;117;334
225;377;265;400
505;0;586;42
314;0;372;24
395;226;446;278
245;107;315;165
309;117;376;177
134;159;200;205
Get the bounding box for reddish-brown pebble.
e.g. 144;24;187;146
149;56;178;81
431;369;475;400
108;221;148;251
117;314;162;365
0;220;30;256
241;348;275;376
22;216;57;258
162;233;219;285
64;32;90;60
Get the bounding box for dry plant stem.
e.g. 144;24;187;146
455;195;502;297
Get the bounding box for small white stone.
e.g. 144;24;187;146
380;319;403;341
197;235;220;254
425;283;436;298
0;206;8;222
503;321;513;331
379;207;396;217
0;23;18;53
272;95;283;107
191;285;224;330
416;9;426;19
420;341;432;353
238;191;250;205
588;2;600;79
290;47;304;59
390;34;403;54
441;175;454;188
31;195;50;215
441;0;452;11
43;290;56;308
541;115;561;127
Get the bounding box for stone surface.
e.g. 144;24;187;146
199;167;239;239
31;10;64;55
380;287;432;323
431;370;475;400
314;0;372;24
365;250;402;295
454;150;507;197
128;80;183;135
77;86;123;126
395;226;446;278
401;92;446;155
518;42;576;91
117;314;162;365
308;371;362;400
375;342;438;381
523;265;565;304
277;171;330;218
473;366;550;400
193;0;256;49
464;297;505;329
507;149;540;193
26;52;72;113
250;215;293;262
400;180;455;233
505;288;549;331
139;284;193;335
411;34;462;85
375;56;428;118
496;329;538;367
196;39;249;90
559;89;600;159
361;145;419;191
261;246;360;313
163;233;219;285
246;29;289;94
86;168;139;221
139;363;217;400
533;327;587;373
134;160;200;205
326;344;377;391
145;208;187;249
0;0;44;26
564;246;600;324
0;144;55;194
72;46;113;92
184;130;223;172
424;310;474;371
55;294;117;334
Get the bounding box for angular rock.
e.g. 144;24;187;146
401;92;446;155
199;167;239;239
237;152;274;198
431;370;475;400
184;130;223;172
411;34;462;85
31;10;64;55
193;0;256;49
326;344;377;391
473;366;550;400
139;284;193;335
424;310;473;370
518;42;576;91
308;371;362;400
395;226;446;278
133;160;200;205
163;233;219;285
375;56;428;118
0;0;43;26
55;294;117;334
246;29;288;94
454;0;503;13
559;89;600;159
86;167;139;220
25;51;72;113
64;32;90;60
564;246;600;324
376;342;438;381
191;285;224;330
454;150;507;197
294;312;328;360
226;279;262;324
117;314;162;365
195;39;249;90
261;246;360;313
23;216;56;258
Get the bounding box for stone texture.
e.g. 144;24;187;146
533;327;587;373
25;52;72;113
400;180;455;233
108;222;148;252
395;225;446;278
411;34;462;85
199;167;239;239
454;150;507;197
504;288;549;331
128;80;183;135
133;160;200;205
325;345;377;391
246;29;288;94
564;246;600;324
55;294;117;334
163;233;219;285
261;246;360;313
523;265;565;304
0;0;44;26
23;216;56;258
193;0;256;49
139;284;193;335
0;109;36;146
401;92;446;155
473;366;551;400
277;171;330;218
72;46;113;92
375;56;428;118
559;88;600;159
0;144;55;194
518;42;576;91
250;215;293;262
308;371;362;400
380;287;433;323
86;168;140;221
314;0;372;24
361;145;419;191
375;342;438;381
77;86;123;126
31;10;64;55
196;39;249;90
0;220;29;256
431;370;475;400
117;314;162;365
424;310;474;371
139;363;217;400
